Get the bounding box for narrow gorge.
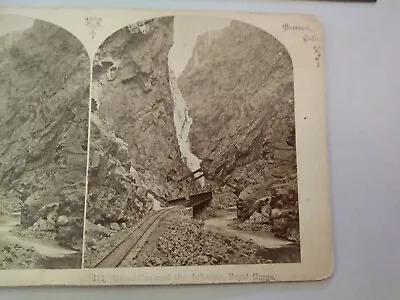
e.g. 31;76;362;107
177;20;299;243
0;14;300;270
84;16;300;267
84;17;202;265
169;72;201;175
168;52;203;187
0;16;90;269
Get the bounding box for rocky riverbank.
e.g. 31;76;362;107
130;208;298;267
0;214;80;269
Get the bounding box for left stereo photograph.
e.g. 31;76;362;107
0;14;90;270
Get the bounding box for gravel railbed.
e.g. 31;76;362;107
83;226;131;268
129;209;274;267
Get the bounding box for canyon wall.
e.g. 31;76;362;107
0;19;90;250
87;17;198;231
178;20;299;242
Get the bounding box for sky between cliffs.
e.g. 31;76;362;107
168;16;231;78
0;14;231;71
0;14;34;36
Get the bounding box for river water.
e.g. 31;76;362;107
0;214;80;268
167;19;233;188
204;209;301;263
168;65;204;187
0;215;77;257
204;209;292;249
167;19;232;188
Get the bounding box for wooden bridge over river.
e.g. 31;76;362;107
167;191;213;217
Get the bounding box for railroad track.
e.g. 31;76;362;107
94;207;173;268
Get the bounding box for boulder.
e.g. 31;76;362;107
271;208;283;219
287;226;300;242
90;150;102;170
46;210;58;224
269;176;299;242
20;192;44;227
115;144;129;163
253;196;271;213
196;255;209;264
249;212;264;224
56;215;69;226
38;203;59;217
110;223;120;231
84;222;112;241
261;204;271;216
31;218;55;232
237;185;269;221
57;223;83;251
272;218;288;234
96;223;106;230
85;237;96;248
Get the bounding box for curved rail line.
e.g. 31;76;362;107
94;207;173;268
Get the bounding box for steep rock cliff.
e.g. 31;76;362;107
87;17;196;229
0;20;90;250
178;20;299;242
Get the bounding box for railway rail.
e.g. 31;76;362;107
94;207;173;268
94;192;212;268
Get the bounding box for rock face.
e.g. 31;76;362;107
87;17;197;228
0;20;90;250
0;190;23;214
178;20;299;242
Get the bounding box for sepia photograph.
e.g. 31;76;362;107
0;14;90;269
84;15;300;269
0;7;332;286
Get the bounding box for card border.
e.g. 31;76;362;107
0;7;333;286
